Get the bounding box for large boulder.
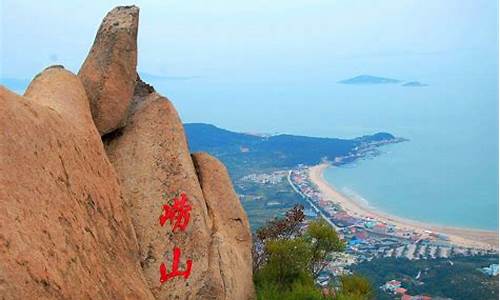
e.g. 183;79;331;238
192;152;255;300
78;5;139;135
105;91;230;299
2;5;255;300
0;67;153;299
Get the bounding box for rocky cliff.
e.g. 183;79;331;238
0;5;254;300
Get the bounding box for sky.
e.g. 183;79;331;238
1;0;498;134
1;1;497;79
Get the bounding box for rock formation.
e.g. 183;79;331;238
0;5;254;300
192;153;254;300
104;92;217;299
78;6;139;135
0;67;154;299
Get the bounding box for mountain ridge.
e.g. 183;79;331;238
184;123;404;178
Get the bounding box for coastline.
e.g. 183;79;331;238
309;163;499;250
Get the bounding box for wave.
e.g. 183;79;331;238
339;187;374;209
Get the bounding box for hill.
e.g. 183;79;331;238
338;75;401;85
185;123;403;178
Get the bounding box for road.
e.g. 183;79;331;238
287;170;340;230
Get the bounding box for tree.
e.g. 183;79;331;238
256;204;305;241
304;219;345;278
256;238;312;288
336;275;373;300
253;206;374;300
253;204;305;272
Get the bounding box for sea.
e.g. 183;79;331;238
148;64;499;231
319;75;499;231
5;54;498;231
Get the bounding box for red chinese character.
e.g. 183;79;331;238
160;247;193;283
159;192;192;232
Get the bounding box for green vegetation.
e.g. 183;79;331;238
185;123;397;179
352;255;499;300
256;238;313;288
304;220;345;278
237;179;306;231
185;122;401;231
253;206;374;300
337;276;374;300
184;122;499;299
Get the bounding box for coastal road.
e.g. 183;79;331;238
287;170;340;230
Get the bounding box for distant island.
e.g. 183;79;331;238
402;81;428;87
338;75;401;85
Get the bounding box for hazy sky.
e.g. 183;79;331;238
2;1;498;231
1;0;498;136
1;0;497;81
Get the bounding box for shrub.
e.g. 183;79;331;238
304;219;345;278
253;206;374;299
336;275;373;300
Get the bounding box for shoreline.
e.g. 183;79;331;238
309;163;499;250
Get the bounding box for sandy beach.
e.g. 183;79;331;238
309;163;499;250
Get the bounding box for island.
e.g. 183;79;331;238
338;75;401;85
402;81;428;87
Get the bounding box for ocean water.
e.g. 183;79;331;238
5;54;498;231
148;64;498;231
319;76;499;231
